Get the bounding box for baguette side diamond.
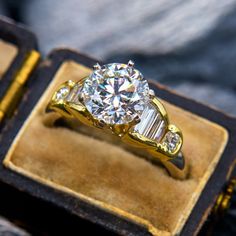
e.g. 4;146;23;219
66;83;82;103
133;103;166;142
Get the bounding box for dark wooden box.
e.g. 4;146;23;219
0;16;236;236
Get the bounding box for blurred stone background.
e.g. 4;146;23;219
0;217;29;236
0;0;236;235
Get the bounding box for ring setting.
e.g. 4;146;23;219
48;61;186;179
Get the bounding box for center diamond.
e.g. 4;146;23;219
81;63;150;124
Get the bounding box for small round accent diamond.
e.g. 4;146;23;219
81;63;150;124
55;87;70;101
162;132;181;152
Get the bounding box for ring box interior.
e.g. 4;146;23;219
0;17;236;235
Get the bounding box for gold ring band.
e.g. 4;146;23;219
47;61;187;179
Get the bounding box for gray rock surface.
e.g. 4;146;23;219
0;217;29;236
169;82;236;115
23;0;236;115
24;0;235;59
0;2;6;15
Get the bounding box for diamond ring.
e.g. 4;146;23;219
47;61;187;179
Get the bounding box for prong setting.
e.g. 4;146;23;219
93;63;101;70
149;89;155;98
133;115;141;124
81;62;149;125
96;119;106;129
128;60;134;67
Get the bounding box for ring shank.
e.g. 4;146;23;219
161;152;188;179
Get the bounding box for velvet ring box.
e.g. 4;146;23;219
0;17;236;235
